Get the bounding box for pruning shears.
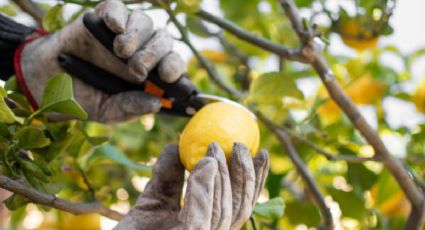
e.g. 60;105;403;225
58;13;254;118
58;12;205;117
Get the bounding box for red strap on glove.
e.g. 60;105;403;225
13;28;48;111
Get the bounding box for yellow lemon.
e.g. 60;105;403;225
39;211;101;230
60;213;101;230
179;102;259;171
346;74;385;104
371;186;410;218
413;78;425;112
338;19;379;52
316;74;384;125
189;50;228;66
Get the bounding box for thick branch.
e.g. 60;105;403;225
406;205;425;230
12;0;43;25
279;0;425;227
0;174;124;221
258;113;334;230
196;10;307;63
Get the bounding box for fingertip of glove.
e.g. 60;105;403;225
113;37;133;59
157;144;184;171
254;150;270;170
207;142;227;164
232;142;250;156
254;150;269;162
128;62;148;82
162;143;179;156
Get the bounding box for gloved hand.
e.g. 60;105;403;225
114;142;269;230
18;0;186;123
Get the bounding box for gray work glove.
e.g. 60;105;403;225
114;142;269;230
19;0;186;123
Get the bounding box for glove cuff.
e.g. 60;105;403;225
13;28;48;111
0;14;36;81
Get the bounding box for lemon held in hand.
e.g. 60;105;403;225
179;102;260;171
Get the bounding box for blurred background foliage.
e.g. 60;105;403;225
0;0;424;229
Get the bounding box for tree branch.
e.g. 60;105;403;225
256;112;334;230
278;0;425;228
12;0;43;25
0;174;124;221
166;9;243;98
266;116;377;164
196;10;307;63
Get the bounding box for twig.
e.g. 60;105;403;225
166;9;243;98
12;0;43;25
250;216;258;230
278;0;425;228
0;174;124;221
77;165;96;201
196;10;307;63
275;123;377;163
256;112;334;230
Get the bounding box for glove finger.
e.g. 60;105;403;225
180;157;218;229
158;51;187;83
252;150;269;206
114;145;184;230
128;29;173;82
229;143;256;230
98;91;161;123
137;144;185;210
114;10;154;59
206;143;232;230
96;0;128;33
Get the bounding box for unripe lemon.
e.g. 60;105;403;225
179;102;260;171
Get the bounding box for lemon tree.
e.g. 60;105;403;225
0;0;424;230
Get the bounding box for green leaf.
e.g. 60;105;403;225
328;187;366;219
373;169;402;205
18;157;50;183
253;197;285;220
87;145;151;171
186;15;209;38
381;24;394;35
285;201;321;226
4;194;29;211
347;163;377;191
246;72;304;105
175;0;201;13
0;123;10;137
0;4;18;16
295;0;314;7
38;74;87;120
10;205;27;229
14;126;51;149
42;4;66;32
0;88;22;124
4;76;19;92
266;172;284;198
